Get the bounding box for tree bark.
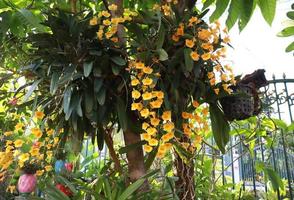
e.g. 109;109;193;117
174;142;195;200
70;0;77;13
110;0;148;189
171;2;198;198
104;130;123;174
123;129;149;190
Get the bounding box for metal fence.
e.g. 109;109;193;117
218;74;294;199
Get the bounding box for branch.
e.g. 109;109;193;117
104;128;123;174
70;0;77;13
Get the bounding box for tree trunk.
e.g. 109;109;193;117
123;130;149;190
175;153;195;200
110;0;148;190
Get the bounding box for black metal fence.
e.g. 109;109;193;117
218;75;294;199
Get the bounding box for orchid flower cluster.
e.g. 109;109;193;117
0;111;62;193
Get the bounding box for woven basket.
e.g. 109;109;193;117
220;84;258;121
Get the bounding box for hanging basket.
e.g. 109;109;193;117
220;84;257;121
220;69;268;121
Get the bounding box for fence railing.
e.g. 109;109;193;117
217;75;294;199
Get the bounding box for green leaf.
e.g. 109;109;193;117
97;126;105;151
94;78;103;93
17;9;45;31
209;103;230;153
209;0;230;23
278;26;294;37
116;97;128;131
286;41;294;52
83;61;93;77
258;0;276;25
144;146;158;170
226;0;241;30
97;88;106;105
81;153;99;168
287;11;294;20
156;25;165;49
23;79;42;102
157;48;168;61
44;184;71;200
76;95;83;117
119;140;146;154
119;179;145;200
63;86;72;116
202;0;215;11
111;64;121;75
239;0;256;31
272;118;288;130
184;48;193;72
287;121;294;132
265;168;284;191
50;72;60;95
85;89;94;113
102;177;113;200
173;141;193;161
110;56;126;66
56;175;77;194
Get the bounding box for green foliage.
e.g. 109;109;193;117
207;0;277;31
278;3;294;54
209;103;230;153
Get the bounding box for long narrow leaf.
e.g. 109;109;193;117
119;178;145;200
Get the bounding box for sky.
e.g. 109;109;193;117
226;0;294;80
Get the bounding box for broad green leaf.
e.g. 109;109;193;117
94;78;103;93
157;48;168;61
63;86;72;115
287;121;294;131
83;61;93;77
116;97;128;131
265;168;284;191
17;9;45;31
255;161;265;173
278;26;294;37
97;88;106;105
239;0;256;31
258;0;276;25
184;48;193;72
209;0;230;23
110;56;126;66
119;179;145;200
202;0;215;11
84;89;94;113
111;64;121;75
287;11;294;20
23;79;42;102
272;118;288;130
97;126;105;151
76;95;83;117
209;103;230;153
119;140;146;154
226;0;241;30
50;72;59;95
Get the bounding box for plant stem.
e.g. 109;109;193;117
104;128;123;174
